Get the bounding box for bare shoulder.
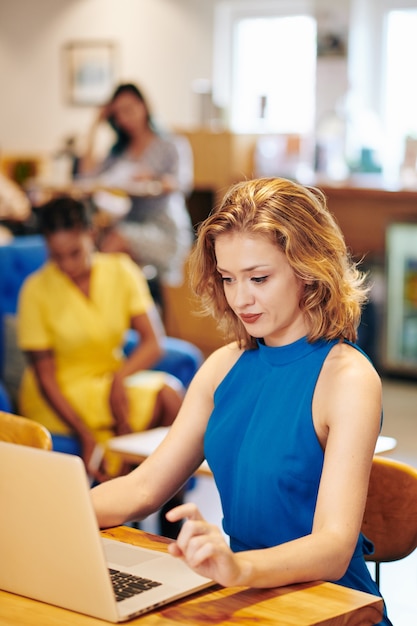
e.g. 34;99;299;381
192;342;244;393
317;341;381;419
323;341;381;390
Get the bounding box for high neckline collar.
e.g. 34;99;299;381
256;336;330;366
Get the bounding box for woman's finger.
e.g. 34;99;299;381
165;502;203;523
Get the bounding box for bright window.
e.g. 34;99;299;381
230;15;317;133
383;9;417;175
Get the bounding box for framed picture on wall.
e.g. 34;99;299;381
64;41;117;106
317;31;347;57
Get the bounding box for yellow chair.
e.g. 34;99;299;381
361;455;417;586
0;410;52;450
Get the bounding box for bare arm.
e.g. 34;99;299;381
77;106;111;175
26;350;98;469
91;343;242;528
166;344;382;589
120;307;165;377
109;306;165;431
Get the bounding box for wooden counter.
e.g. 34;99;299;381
317;183;417;261
179;130;417;262
189;181;417;264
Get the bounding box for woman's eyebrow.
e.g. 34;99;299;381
217;264;271;273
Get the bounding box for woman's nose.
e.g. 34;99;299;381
232;281;254;308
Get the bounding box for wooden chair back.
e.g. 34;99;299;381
0;410;52;450
361;455;417;584
162;257;225;358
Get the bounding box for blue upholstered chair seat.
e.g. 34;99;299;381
0;380;12;412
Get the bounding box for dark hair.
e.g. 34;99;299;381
108;83;158;156
38;196;91;236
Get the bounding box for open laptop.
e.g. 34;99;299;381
0;441;214;622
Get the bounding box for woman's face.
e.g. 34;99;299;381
215;232;309;346
111;91;148;136
47;228;93;282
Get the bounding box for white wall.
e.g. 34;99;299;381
1;0;398;163
0;0;214;155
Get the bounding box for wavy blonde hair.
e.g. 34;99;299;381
188;177;369;349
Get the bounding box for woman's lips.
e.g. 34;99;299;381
240;313;262;324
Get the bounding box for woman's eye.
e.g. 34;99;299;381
221;276;233;284
252;276;268;284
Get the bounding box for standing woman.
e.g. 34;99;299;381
17;196;184;482
77;82;194;288
92;177;392;625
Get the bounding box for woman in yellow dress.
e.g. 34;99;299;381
17;196;184;482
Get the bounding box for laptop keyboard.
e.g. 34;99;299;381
109;568;162;602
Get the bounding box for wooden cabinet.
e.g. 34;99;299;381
163;258;225;358
177;129;257;194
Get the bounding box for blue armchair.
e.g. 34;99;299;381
0;235;47;380
0;379;12;411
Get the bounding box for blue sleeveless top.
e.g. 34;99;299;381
204;336;392;625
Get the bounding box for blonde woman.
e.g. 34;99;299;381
92;178;391;625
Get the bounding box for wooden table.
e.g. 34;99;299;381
106;427;210;477
0;525;383;625
374;435;397;455
106;428;397;476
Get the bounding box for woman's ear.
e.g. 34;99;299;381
302;277;315;288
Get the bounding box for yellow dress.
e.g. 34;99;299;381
17;252;166;443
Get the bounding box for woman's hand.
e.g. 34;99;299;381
166;503;245;587
109;374;132;436
97;102;114;125
77;103;113;175
79;429;110;482
79;429;97;466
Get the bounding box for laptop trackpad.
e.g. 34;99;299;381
103;539;160;567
